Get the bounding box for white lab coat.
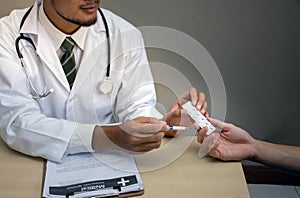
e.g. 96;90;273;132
0;1;161;162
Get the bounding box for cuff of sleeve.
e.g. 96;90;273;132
66;124;96;155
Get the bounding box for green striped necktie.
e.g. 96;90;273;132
60;37;77;89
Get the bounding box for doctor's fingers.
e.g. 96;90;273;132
178;88;207;114
121;117;168;134
129;122;169;135
128;132;164;152
177;87;198;105
143;123;169;133
134;131;164;144
186;87;207;109
132;117;167;129
132;141;163;152
182;88;207;113
195;92;207;115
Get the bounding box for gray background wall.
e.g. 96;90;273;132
1;0;300;146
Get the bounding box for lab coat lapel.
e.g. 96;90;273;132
72;31;107;92
21;0;70;91
36;29;70;91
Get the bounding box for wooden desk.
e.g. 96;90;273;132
0;137;249;198
0;139;44;198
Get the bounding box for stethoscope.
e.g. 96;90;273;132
15;6;113;99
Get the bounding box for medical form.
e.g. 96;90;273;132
42;150;144;197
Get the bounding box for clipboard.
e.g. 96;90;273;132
42;151;144;198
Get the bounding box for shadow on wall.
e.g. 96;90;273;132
0;0;35;17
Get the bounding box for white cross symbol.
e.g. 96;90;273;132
117;178;130;187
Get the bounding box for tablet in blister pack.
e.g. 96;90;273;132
181;101;220;157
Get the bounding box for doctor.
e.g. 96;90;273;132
0;0;207;162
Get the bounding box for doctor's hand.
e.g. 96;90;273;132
92;117;169;153
164;87;208;137
197;118;255;161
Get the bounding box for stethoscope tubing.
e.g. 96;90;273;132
15;6;111;98
98;8;111;78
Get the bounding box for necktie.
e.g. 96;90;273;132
60;37;77;88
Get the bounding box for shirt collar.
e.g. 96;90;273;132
39;1;88;51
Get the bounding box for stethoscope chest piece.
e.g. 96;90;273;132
99;78;113;94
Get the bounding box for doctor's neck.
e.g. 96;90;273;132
43;0;100;34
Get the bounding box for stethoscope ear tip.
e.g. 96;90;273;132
49;88;54;93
